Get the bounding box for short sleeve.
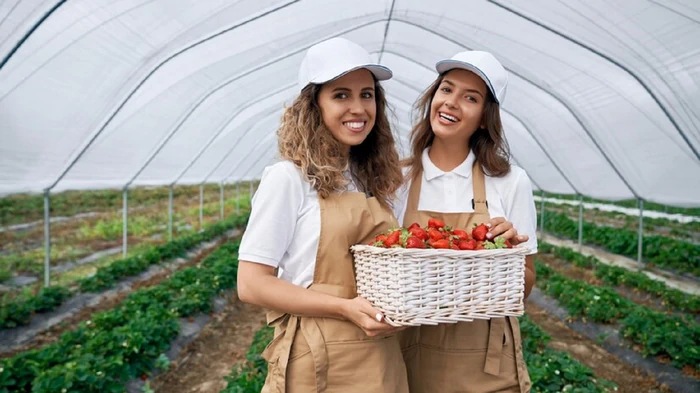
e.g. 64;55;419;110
392;181;410;226
238;162;304;266
504;167;539;255
392;167;411;226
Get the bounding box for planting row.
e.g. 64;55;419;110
534;191;700;218
0;183;258;227
540;243;699;315
542;202;699;242
220;316;616;393
0;239;243;393
0;213;249;329
0;196;252;283
540;211;699;277
535;262;699;370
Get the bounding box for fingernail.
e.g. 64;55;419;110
486;232;493;239
375;313;384;322
486;223;492;228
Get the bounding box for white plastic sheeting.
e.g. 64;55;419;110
0;0;698;206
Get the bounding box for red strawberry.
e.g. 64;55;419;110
140;374;148;381
428;218;446;229
409;226;429;241
472;223;489;241
384;230;401;247
450;242;460;250
431;239;450;249
407;222;421;230
373;234;388;247
406;236;426;249
452;229;469;241
428;228;444;241
475;240;485;250
458;239;477;250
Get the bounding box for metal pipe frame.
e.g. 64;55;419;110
43;1;300;193
123;188;128;257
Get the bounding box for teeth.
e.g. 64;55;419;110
344;121;365;129
439;112;458;122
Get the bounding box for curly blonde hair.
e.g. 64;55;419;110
404;74;511;181
277;82;403;208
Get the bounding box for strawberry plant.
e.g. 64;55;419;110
222;316;616;393
541;212;699;277
541;242;700;314
0;212;249;330
0;240;242;392
220;326;274;393
536;261;700;369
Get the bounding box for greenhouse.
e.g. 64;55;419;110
0;1;698;392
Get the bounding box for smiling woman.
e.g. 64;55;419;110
318;69;377;150
235;37;408;392
394;51;538;393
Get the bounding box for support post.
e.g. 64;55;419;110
123;188;128;257
220;182;224;220
236;182;240;215
199;184;204;230
539;192;545;237
43;190;51;287
578;194;584;251
168;186;174;241
638;199;644;266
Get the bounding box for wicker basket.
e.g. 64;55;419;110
350;245;528;326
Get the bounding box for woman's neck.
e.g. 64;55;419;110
428;138;470;172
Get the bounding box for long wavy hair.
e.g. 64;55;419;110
277;80;403;208
404;73;511;181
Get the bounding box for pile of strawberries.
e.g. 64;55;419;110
370;218;512;250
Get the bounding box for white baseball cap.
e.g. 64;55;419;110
298;37;393;91
435;51;508;104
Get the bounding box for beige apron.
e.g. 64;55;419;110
399;162;531;393
261;192;409;393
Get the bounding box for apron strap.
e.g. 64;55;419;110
509;316;531;392
472;161;489;215
406;171;423;216
300;317;329;392
262;311;331;393
483;317;506;375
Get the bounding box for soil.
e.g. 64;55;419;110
525;302;670;393
0;237;225;359
141;299;675;393
543;205;699;243
536;252;694;319
151;297;267;393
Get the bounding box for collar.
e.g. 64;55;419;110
422;147;475;181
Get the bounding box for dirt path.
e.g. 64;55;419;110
525;302;669;393
148;298;677;393
0;236;230;358
541;234;700;295
152;296;267;393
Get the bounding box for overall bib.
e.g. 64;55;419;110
399;162;530;393
261;192;410;393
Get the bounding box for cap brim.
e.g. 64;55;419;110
319;64;393;85
435;60;499;104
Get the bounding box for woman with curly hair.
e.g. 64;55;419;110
395;51;537;393
237;37;408;392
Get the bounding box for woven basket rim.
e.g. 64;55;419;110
350;244;530;257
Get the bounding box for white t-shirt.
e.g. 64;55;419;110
238;160;358;288
394;148;538;254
